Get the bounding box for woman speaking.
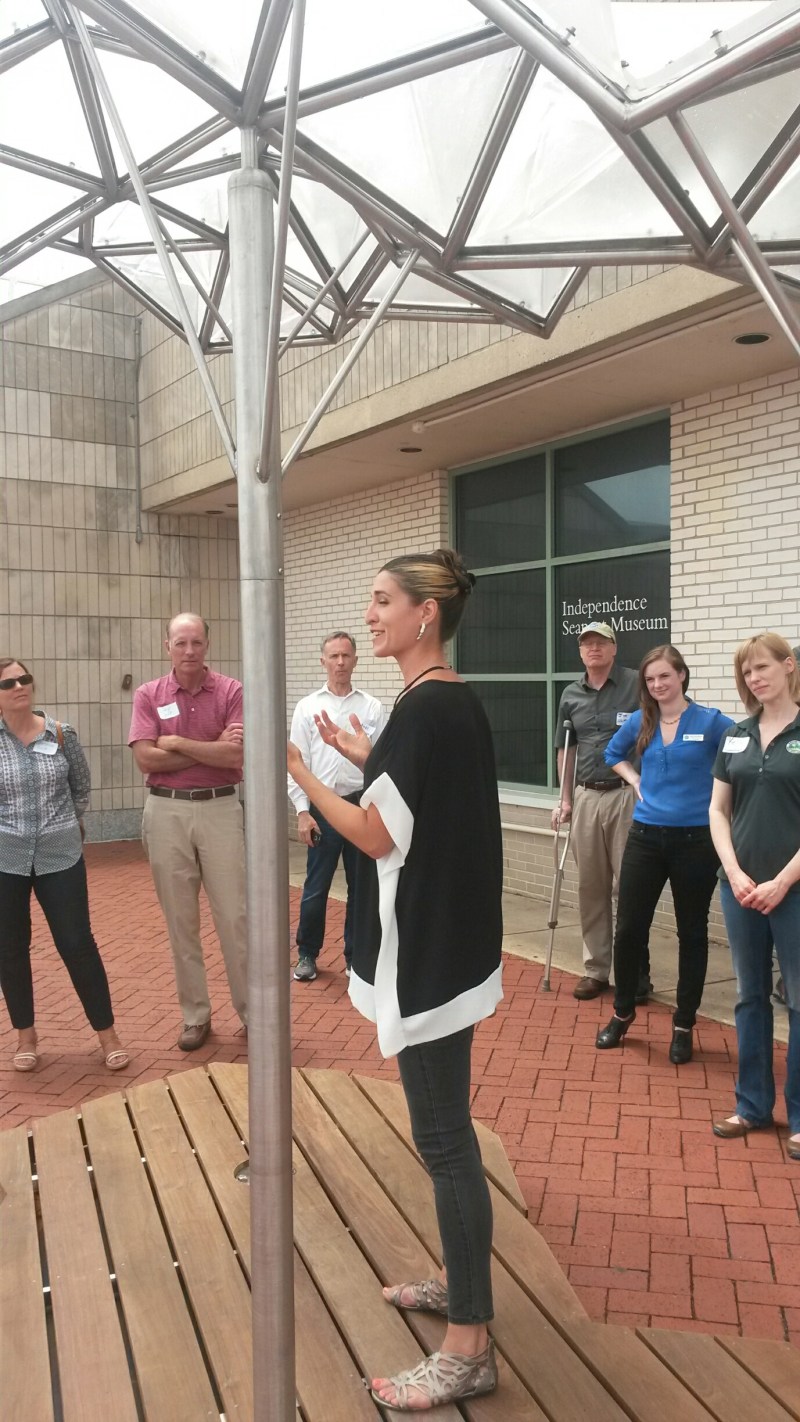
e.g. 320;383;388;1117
288;549;502;1411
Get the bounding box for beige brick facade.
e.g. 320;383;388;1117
0;280;242;840
671;367;800;711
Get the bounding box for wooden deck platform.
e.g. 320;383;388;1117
2;1064;799;1421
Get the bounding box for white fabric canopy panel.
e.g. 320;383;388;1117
1;0;800;350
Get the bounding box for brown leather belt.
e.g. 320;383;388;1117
576;779;623;791
150;785;237;802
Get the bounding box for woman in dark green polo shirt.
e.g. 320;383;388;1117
709;634;800;1160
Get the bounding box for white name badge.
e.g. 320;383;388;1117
157;702;180;720
723;736;749;753
32;740;58;755
683;734;704;742
616;712;630;725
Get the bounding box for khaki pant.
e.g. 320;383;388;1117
570;784;636;982
142;793;247;1027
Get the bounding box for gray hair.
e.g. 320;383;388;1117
320;631;356;654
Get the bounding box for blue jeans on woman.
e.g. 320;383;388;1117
721;882;800;1134
397;1026;494;1324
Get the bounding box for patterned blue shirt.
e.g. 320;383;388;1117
0;712;90;876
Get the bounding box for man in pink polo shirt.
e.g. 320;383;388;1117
128;613;247;1050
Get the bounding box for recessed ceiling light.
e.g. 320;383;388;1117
399;445;422;454
226;502;237;507
206;508;223;514
734;332;770;346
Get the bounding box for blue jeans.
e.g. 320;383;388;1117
296;796;359;964
397;1026;494;1325
721;882;800;1134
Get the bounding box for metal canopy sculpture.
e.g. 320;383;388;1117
3;5;800;1420
3;0;800;358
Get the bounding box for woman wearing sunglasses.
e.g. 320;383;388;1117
0;659;128;1072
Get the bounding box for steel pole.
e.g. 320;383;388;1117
228;131;295;1422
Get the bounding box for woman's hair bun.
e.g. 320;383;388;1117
433;548;475;595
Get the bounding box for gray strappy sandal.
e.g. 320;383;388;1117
370;1341;497;1411
384;1278;449;1315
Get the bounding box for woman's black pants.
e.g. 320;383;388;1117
397;1025;493;1324
613;824;719;1029
0;857;114;1031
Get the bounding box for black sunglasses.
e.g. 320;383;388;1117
0;674;33;691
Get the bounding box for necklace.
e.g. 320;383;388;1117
394;664;447;707
661;703;687;726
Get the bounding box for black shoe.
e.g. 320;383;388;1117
596;1012;635;1049
635;974;653;1005
669;1027;693;1065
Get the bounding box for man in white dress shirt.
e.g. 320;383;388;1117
288;632;385;981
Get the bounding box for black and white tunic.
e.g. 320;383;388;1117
348;680;503;1057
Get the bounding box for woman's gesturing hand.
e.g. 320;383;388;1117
314;710;372;769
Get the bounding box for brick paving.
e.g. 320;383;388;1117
1;841;798;1346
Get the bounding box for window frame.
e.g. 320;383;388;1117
450;412;670;797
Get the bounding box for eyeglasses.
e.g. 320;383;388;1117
0;674;33;691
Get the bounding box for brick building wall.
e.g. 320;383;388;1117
0;278;242;840
671;365;800;709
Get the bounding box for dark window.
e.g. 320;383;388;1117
458;568;546;675
455;455;546;568
452;418;670;789
469;682;548;786
555;551;670;673
555;423;669;557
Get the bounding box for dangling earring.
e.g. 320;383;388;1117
417;622;426;641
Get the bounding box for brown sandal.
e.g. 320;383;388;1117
384;1278;448;1315
370;1341;497;1411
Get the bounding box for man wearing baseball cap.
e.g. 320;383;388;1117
552;623;649;1000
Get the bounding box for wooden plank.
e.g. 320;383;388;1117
33;1110;139;1422
207;1060;250;1140
126;1078;253;1421
716;1336;800;1421
641;1328;796;1422
347;1070;587;1326
294;1250;380;1422
568;1320;718;1422
294;1070;625;1422
212;1065;538;1419
167;1068;251;1270
0;1126;54;1422
355;1070;528;1214
81;1091;218;1422
291;1134;462;1421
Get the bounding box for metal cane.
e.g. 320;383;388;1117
542;720;578;992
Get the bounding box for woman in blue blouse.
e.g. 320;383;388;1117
0;658;128;1073
596;645;732;1063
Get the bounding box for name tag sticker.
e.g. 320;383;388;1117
683;734;704;742
157;702;180;720
723;736;749;753
32;740;58;755
616;712;630;725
